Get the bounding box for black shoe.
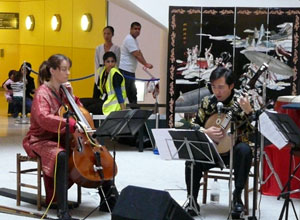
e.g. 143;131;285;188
233;189;244;213
99;203;111;213
99;196;117;213
99;190;118;212
184;202;200;217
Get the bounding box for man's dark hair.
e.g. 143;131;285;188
131;22;141;28
210;66;235;85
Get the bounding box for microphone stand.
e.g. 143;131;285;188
228;112;236;219
248;110;260;220
59;109;78;220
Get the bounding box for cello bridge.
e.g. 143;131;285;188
93;165;103;172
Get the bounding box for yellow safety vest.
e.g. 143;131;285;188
97;67;127;115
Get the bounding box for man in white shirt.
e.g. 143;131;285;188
119;22;153;104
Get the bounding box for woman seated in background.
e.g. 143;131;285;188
10;70;25;118
2;70;17;115
83;51;127;116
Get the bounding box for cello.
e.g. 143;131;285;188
60;85;117;188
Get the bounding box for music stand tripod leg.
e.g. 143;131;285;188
278;148;300;220
262;152;283;190
183;162;200;216
183;139;200;216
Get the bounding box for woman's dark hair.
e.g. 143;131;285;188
103;51;117;62
209;66;235;86
42;54;72;82
12;70;23;82
19;62;32;75
2;70;18;87
8;70;16;78
38;61;48;86
103;26;114;36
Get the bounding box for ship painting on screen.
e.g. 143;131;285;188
175;22;292;91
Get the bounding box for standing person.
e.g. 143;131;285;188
19;62;35;113
23;54;118;218
119;22;153;104
94;26;120;99
184;66;254;216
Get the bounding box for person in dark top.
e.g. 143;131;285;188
19;62;35;113
185;66;254;216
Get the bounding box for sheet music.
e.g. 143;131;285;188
151;128;180;160
259;111;288;149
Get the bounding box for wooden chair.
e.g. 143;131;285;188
16;153;42;210
202;162;258;215
16;153;82;211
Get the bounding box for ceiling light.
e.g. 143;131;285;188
81;13;92;32
51;14;61;31
25;15;34;31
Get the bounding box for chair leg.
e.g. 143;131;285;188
202;172;208;204
16;154;21;206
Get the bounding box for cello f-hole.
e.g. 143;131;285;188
76;136;84;152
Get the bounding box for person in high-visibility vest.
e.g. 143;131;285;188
97;51;127;115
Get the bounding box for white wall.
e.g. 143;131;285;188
108;1;167;105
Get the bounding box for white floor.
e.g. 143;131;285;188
0;116;300;220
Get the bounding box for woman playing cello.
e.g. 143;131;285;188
23;54;117;218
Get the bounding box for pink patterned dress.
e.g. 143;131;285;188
23;84;78;178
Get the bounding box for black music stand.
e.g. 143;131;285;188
260;111;300;220
82;109;152;218
95;109;152;139
168;130;225;216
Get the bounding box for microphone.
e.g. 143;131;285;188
217;102;223;116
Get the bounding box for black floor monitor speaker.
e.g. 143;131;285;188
112;185;193;220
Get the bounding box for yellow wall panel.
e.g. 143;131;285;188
44;0;73;47
0;2;20;83
44;46;73;63
71;47;95;97
1;0;107;98
19;1;45;45
0;1;19;11
0;2;19;44
72;0;106;49
0;44;19;81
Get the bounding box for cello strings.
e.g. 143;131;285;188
74;116;99;148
